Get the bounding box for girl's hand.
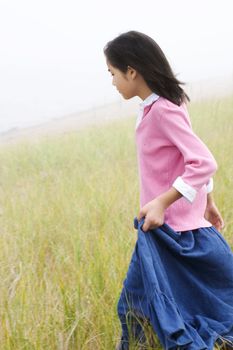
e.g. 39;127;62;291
138;188;182;232
204;202;224;231
138;198;166;232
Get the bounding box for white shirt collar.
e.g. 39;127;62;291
139;92;160;110
136;92;160;129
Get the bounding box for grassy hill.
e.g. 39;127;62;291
0;96;232;349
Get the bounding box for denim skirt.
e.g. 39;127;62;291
117;218;233;350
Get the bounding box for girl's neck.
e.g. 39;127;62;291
135;76;154;101
139;89;154;101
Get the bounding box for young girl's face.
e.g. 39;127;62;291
106;61;137;100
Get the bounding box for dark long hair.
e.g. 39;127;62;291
104;31;189;105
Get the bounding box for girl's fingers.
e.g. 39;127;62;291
142;222;151;232
219;216;225;228
142;217;150;231
219;219;224;230
215;217;224;231
138;213;143;221
138;208;146;221
142;218;161;232
215;215;224;230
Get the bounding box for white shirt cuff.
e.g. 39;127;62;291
206;178;213;193
172;176;197;203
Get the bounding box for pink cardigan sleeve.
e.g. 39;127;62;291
157;101;217;203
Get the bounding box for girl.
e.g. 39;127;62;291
104;31;233;350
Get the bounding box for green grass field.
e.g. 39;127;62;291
0;96;232;349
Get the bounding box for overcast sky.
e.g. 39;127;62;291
0;0;233;131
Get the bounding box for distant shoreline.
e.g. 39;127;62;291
1;76;232;146
0;99;140;145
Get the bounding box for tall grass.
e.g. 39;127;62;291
0;96;232;349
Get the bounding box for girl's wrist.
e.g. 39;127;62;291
206;192;214;207
157;187;182;210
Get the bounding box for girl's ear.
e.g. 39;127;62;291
127;65;137;80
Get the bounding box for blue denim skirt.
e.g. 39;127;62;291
117;218;233;350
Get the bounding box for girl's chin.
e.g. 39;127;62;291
123;95;132;100
120;92;131;100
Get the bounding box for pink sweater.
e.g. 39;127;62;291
135;96;218;231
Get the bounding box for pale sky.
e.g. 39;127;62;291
0;0;233;131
